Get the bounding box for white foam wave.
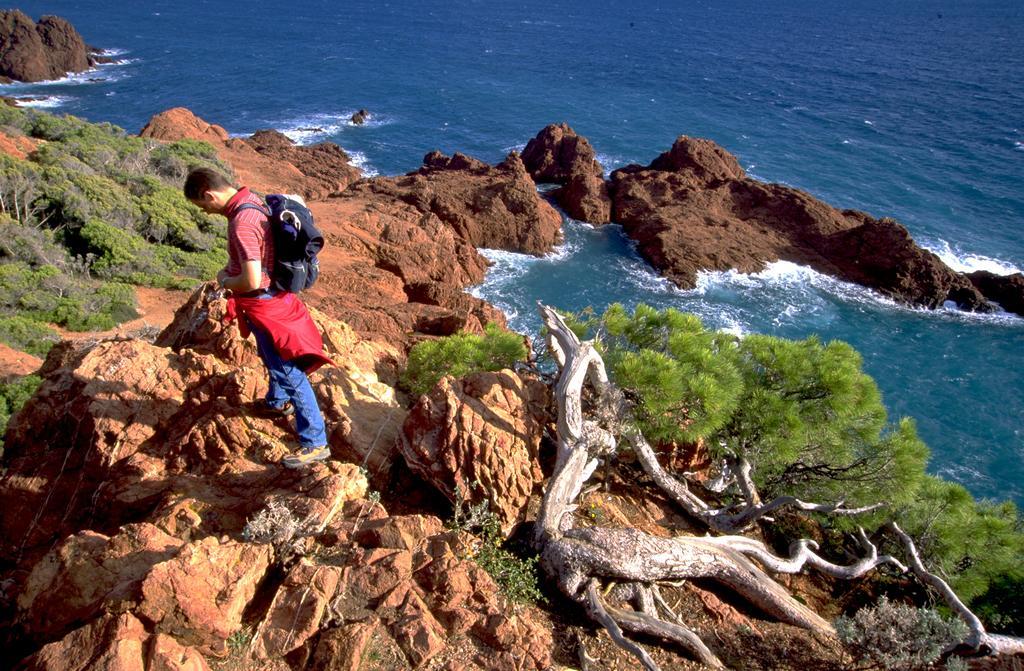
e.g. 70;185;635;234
924;239;1021;275
97;47;129;57
864;119;875;126
595;153;627;172
690;260;1022;326
278;115;346;145
14;95;72;108
277;110;395;145
347;150;379;177
1015;141;1024;152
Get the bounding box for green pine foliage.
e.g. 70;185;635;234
401;323;528;396
573;303;927;509
893;475;1024;621
570;303;1024;627
0;105;234;354
0;373;41;454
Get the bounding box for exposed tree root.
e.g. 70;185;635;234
534;302;1024;669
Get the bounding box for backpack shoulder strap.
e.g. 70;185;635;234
234;202;272;218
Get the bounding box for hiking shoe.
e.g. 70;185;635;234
282;445;331;469
246;400;294;419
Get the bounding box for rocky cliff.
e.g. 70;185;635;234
0;11;109;83
2;107;1021;671
520;124;1024;315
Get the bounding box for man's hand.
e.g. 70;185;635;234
219;261;262;293
216;268;230;289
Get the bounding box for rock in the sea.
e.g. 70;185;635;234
0;11;98;83
522;123;612;223
966;270;1024;316
350;109;370;125
400;369;551;535
610;135;993;311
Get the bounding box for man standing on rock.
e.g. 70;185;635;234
184;167;333;468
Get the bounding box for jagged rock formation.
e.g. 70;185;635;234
350;109;369;125
244;129;363;199
967;270;1024;316
0;11;108;83
522;123;612;224
139;109;562;347
610;135;997;311
141;108;361;201
400;369;552;534
0;285;554;670
406;149;563;254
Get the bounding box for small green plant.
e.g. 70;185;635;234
401;322;528;396
448;487;545;606
227;626;253;654
835;596;968;670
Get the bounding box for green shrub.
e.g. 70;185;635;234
138;186;212;250
836;596;968;670
0;373;42;454
0;316;58;357
571;303;929;509
448;495;544;605
401;323;528;396
0;261;137;333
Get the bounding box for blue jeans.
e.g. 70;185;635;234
247;306;328;448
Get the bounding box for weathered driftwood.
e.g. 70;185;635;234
534;302;1024;669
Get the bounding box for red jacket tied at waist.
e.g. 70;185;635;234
224;292;334;373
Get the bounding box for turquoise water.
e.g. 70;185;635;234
5;0;1023;503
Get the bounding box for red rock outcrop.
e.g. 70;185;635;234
610;135;993;311
0;341;40;376
522;123;612;223
400;369;552;534
967;270;1024;316
0;11;101;83
140;108;360;201
401;149;563;254
244;129;362;199
139;107;230;144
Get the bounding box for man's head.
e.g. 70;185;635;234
184;167;235;214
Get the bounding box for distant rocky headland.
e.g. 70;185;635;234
0;10;111;84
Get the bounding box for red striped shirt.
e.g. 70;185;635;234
224;187;274;290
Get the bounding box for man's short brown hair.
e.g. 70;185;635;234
183;167;232;201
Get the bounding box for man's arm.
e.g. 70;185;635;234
219;260;262;293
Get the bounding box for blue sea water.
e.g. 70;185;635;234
5;0;1023;503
